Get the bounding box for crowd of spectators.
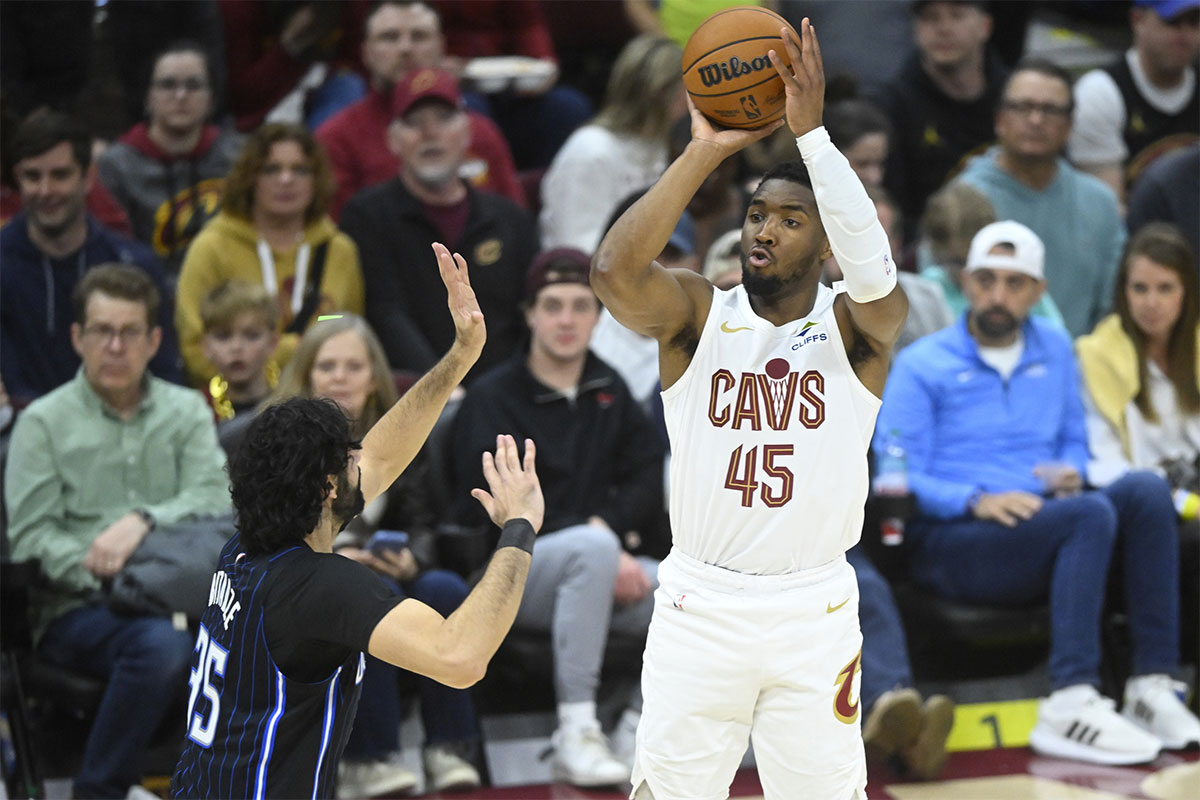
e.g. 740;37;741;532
1;0;1197;796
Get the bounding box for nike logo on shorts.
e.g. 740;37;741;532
826;598;849;613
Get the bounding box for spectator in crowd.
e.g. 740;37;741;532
218;0;370;131
435;0;593;170
198;281;280;451
1076;221;1199;670
102;0;229;129
316;0;523;219
665;114;749;265
176;122;363;387
700;227;744;291
877;220;1200;765
341;68;535;384
825;97;893;190
1068;0;1199;203
873;0;1007;238
1126;143;1200;255
5;264;231;800
919;182;1066;328
97;41;243;277
448;250;664;787
539;35;684;254
1;112;180;408
959;58;1124;337
267;313;483;795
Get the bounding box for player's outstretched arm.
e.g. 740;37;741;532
771;19;908;373
367;435;543;688
358;242;486;506
591;100;783;347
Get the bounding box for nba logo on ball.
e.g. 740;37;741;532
682;6;798;129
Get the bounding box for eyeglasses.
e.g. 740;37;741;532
260;163;314;179
1001;100;1072;119
82;325;150;346
151;77;210;94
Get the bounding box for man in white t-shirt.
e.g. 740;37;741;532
1068;0;1200;202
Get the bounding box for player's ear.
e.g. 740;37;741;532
820;236;833;262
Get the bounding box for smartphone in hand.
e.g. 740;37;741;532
366;530;410;557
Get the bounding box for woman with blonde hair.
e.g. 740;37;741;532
539;34;686;254
268;313;483;794
176;123;364;385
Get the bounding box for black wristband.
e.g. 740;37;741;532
496;518;535;554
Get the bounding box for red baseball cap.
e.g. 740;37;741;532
391;68;462;119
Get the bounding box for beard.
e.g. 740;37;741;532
332;467;366;532
972;306;1020;340
740;255;811;300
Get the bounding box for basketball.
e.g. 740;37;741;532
682;6;798;129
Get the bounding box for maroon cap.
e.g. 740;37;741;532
391;68;461;119
525;248;592;301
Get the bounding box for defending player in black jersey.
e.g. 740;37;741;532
171;243;544;800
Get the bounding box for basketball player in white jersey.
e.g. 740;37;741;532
592;19;908;800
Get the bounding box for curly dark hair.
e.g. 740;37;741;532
229;397;361;555
221;123;335;225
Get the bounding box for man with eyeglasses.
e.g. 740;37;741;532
97;41;243;276
5;264;231;800
958;57;1124;338
1069;0;1199;203
0;111;181;409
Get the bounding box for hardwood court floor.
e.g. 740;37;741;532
408;749;1200;800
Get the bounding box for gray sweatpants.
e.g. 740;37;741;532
514;523;658;705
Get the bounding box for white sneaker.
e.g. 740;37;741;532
609;710;640;770
1030;684;1163;765
551;723;631;787
336;756;418;799
1123;674;1200;750
423;744;482;792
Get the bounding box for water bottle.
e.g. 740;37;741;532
873;430;909;546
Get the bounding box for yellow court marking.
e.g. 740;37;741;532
888;775;1127;799
946;699;1040;752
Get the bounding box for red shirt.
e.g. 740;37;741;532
316;89;525;220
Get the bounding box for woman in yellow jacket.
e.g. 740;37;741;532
1076;221;1199;670
177;123;364;385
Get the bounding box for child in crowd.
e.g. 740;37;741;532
199;281;280;431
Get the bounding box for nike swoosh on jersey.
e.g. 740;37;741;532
720;321;753;333
826;598;850;613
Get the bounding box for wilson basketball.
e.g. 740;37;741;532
682;6;797;129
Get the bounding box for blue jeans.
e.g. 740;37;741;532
344;569;478;759
847;546;913;714
908;471;1180;690
38;604;192;799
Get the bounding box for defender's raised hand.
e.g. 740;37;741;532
769;17;825;137
472;435;545;534
433;242;485;357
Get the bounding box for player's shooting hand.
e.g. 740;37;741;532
472;435;545;534
433;242;485;359
83;512;152;578
972;491;1043;528
769;17;824;137
613;550;651;606
687;94;783;154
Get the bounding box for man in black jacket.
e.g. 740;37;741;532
340;68;535;384
449;248;666;788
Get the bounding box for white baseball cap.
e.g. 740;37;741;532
965;220;1045;280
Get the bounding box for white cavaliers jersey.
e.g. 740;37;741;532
661;282;881;574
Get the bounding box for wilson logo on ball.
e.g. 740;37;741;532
696;55;774;88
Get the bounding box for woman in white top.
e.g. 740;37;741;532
538;35;685;254
1076;220;1199;669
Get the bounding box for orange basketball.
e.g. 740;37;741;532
682;6;797;129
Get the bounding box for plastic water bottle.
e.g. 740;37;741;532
873;430;909;546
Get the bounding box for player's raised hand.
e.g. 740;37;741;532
472;435;545;534
687;94;784;154
769;17;825;137
433;242;485;358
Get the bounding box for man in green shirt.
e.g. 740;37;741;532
6;264;230;800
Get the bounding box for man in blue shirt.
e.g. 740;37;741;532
876;220;1200;765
